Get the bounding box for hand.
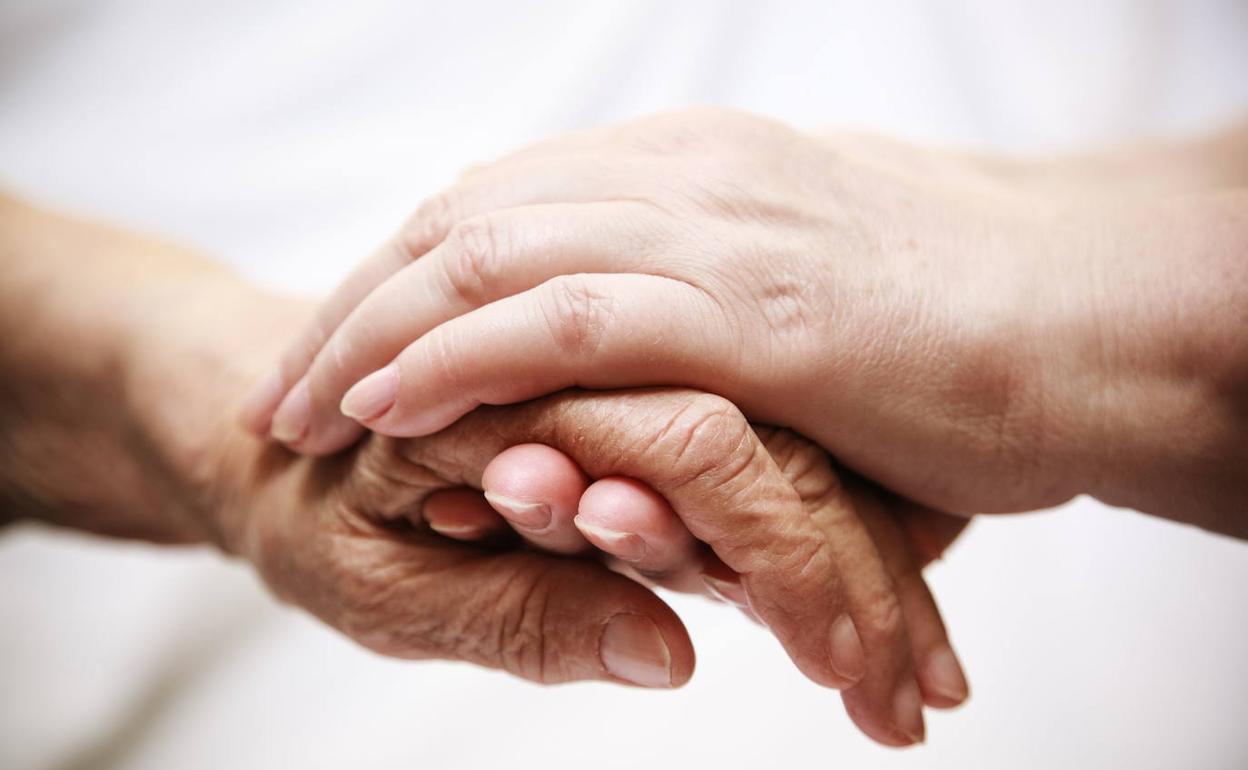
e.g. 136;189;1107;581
0;196;960;747
431;430;971;705
221;386;971;746
244;108;1248;532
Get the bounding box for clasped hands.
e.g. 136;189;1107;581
230;108;1136;747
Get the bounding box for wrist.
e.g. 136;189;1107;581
119;274;313;552
1028;192;1248;533
0;195;312;547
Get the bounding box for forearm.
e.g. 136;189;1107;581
0;194;305;544
983;120;1248;198
823;119;1248;200
827;126;1248;534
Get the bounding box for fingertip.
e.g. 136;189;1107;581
269;378;311;445
577;477;697;568
340;365;399;423
482;444;591;553
843;690;926;749
598;603;695;689
516;555;693;687
577;477;662;530
238;368;285;435
829;613;868;687
481;444;589;523
919;644;970;709
292;416;371;457
575;516;647;562
423;488;509;541
599;613;676;688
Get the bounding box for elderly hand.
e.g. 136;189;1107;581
220;385;969;746
244;108;1248;533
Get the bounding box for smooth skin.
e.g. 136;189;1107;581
0;196;971;747
248;108;1248;540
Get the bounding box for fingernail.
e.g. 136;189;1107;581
829;613;866;685
894;679;926;744
574;517;647;562
483;492;551;530
600;614;672;688
270;380;311;444
923;645;969;705
239;368;284;432
428;521;485;539
700;574;749;607
340;365;399;422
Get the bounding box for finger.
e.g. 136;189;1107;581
390;391;880;700
874;496;971;707
421;488;511;542
750;427;924;747
480;445;724;596
247;157;647;445
342;274;737;439
575;476;706;594
848;482;969;716
480;443;592;555
287;202;664;454
477;445;748;603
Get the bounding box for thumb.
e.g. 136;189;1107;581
424;548;695;687
280;496;695;688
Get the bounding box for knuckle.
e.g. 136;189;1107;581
650;393;756;490
858;590;906;643
771;534;828;593
346;437;449;516
757;428;841;505
402;190;460;257
754;276;820;338
421;325;469;398
538;276;615;358
442;216;508;305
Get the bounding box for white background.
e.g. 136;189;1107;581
2;1;1247;767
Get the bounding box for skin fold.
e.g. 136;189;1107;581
0;196;975;747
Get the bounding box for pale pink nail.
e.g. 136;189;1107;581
894;678;926;744
340;365;399;422
428;521;485;539
575;517;647;562
483;492;551;530
923;645;969;705
829;613;866;685
270;380;311;444
600;614;672;688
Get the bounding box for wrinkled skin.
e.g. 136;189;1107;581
251;108;1248;535
220;386;966;746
